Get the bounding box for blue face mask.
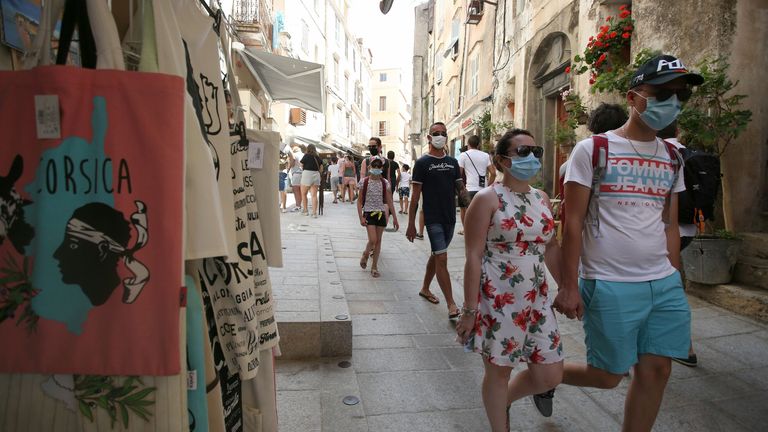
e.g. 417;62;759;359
370;168;383;176
633;91;682;131
503;154;541;180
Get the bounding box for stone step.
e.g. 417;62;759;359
733;256;768;290
739;232;768;260
687;281;768;324
271;233;352;360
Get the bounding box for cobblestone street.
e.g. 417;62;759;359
270;193;768;431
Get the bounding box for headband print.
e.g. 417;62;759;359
65;201;149;304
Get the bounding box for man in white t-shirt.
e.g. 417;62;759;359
457;135;495;234
328;155;341;203
548;55;703;430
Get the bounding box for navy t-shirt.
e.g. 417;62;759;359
412;154;461;225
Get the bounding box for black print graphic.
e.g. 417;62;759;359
182;40;221;180
54;201;150;306
199;74;222;136
0;155;34;254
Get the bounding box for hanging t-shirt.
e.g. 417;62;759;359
564;131;685;282
458;149;491;191
412;154;461;225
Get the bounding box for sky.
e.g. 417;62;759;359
348;0;425;101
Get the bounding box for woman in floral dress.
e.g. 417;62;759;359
456;128;564;431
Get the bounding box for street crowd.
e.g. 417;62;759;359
280;54;703;432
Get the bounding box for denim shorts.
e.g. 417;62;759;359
426;223;455;255
580;271;691;374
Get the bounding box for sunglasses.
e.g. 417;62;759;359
514;145;544;158
430;131;448;137
645;87;693;102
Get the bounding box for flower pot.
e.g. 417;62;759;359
577;112;589;125
681;237;742;284
563;100;577;112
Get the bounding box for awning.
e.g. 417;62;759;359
293;136;337;154
237;48;325;113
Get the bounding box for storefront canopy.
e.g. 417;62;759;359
293;136;337;154
238;48;325;113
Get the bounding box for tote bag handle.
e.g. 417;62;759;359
24;0;126;70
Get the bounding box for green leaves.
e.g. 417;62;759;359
0;253;39;332
74;375;156;428
678;56;753;155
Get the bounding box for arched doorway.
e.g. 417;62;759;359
527;32;571;195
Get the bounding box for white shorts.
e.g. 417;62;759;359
301;170;321;186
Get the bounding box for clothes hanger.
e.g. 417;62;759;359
199;0;222;35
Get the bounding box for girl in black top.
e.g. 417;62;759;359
299;144;323;217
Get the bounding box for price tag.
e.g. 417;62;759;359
187;370;197;390
248;141;265;169
35;95;61;139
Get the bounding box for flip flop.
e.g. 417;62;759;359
360;253;368;270
371;269;381;278
418;291;439;304
415;234;424;240
448;304;460;319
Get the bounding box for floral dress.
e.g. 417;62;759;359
466;183;563;367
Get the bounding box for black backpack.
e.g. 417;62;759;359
678;148;721;225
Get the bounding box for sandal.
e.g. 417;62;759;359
360;251;369;269
371;268;381;278
418;291;439;304
448;303;460;319
415;234;424;240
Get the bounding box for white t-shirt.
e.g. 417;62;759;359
399;171;412;188
667;138;697;238
458;149;491;191
328;161;341;177
564;131;685;282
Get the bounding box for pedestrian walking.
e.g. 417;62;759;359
279;162;288;213
300;144;323;218
287;145;305;212
361;137;392;183
358;156;399;278
458;135;496;235
340;154;357;203
386;150;401;202
406;121;469;319
456;128;564;432
397;164;412;214
552;54;702;431
328;155;341;204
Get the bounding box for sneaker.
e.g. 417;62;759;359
281;209;288;213
291;207;301;212
672;354;698;367
532;388;555;417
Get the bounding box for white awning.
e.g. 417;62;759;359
237;48;325;113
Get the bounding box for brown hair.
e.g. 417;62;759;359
493;128;534;170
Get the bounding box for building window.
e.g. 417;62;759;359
435;50;443;84
337;106;343;132
470;54;479;95
301;20;309;53
378;121;388;136
366;101;370;118
353;49;357;71
344;76;349;101
336;18;342;46
355;85;362;107
379;96;387;111
435;0;444;35
333;59;339;87
379;73;387;82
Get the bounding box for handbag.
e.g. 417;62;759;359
466;152;486;187
0;0;185;375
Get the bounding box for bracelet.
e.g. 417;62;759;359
461;306;478;316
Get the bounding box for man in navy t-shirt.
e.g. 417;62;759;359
406;122;469;319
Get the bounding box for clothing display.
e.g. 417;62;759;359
0;1;282;431
565;132;685;281
466;184;562;367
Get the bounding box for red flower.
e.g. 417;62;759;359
501;218;517;231
598;53;607;62
502;263;519;279
529;346;545;363
524;288;537;302
482;314;497;329
565;66;571;74
600;25;610;33
494;242;508;253
624;25;633;31
622;32;631;39
549;332;560;349
541;212;554;235
595;41;604;48
605;16;612;22
619;10;631;18
619;4;627;10
493;292;515;310
513;307;531;331
610;31;618;38
501;338;519;355
588;36;594;41
482;278;496;299
530;309;544;326
539;280;549;297
520;214;534;227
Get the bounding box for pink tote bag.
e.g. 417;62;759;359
0;0;185;375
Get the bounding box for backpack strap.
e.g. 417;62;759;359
661;139;683;224
362;177;369;206
381;178;387;204
587;134;609;237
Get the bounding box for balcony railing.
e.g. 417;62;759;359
233;0;274;49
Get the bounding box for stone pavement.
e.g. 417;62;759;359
270;192;768;432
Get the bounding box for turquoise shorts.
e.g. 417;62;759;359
580;271;691;374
